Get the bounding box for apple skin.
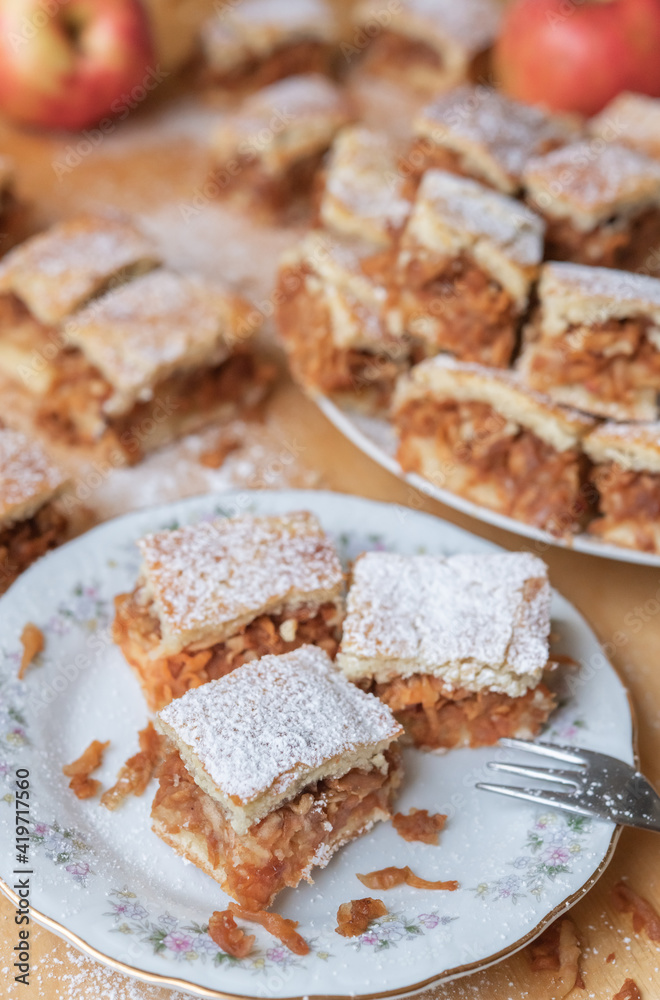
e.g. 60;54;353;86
0;0;155;131
495;0;660;117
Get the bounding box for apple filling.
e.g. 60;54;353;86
0;501;68;593
206;40;334;91
365;673;556;749
34;348;269;462
276;263;408;409
589;461;660;553
113;588;344;711
394;253;518;367
362;31;444;81
539;205;660;270
151;745;402;909
395;397;592;534
212;148;332;216
525;316;660;412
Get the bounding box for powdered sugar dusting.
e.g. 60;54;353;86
542;260;660;307
0;427;66;522
158;644;401;803
339;551;551;696
138;510;342;637
382;0;501;52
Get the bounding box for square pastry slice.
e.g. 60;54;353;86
518;262;660;421
588;92;660;163
389;170;544;367
211;74;352;217
317;126;412;246
523;141;660;270
13;269;268;462
201;0;338;91
0;155;29;256
0;212;159;325
404;85;573;196
276;230;410;410
585;422;660;553
113;511;345;710
0;427;69;592
337;551;554;750
152;644;403;908
393;355;596;535
353;0;501;95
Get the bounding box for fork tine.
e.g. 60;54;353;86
476;781;596;818
487;761;583;787
498;737;587;765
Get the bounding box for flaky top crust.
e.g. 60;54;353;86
137;510;344;656
394;354;596;452
66;269;258;416
398;169;544;305
156;644;402;833
0;213;160;325
535;261;660;335
588;92;660;161
584;421;660;474
337;551;551;698
524;141;660;229
213;74;352;172
414;85;573;193
0;427;68;527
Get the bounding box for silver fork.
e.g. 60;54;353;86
476;737;660;832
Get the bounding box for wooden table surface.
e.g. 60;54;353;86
1;79;660;1000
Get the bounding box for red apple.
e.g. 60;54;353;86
0;0;155;131
495;0;660;117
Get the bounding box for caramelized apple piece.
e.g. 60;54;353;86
63;739;109;800
229;904;309;956
18;623;44;679
612;880;660;943
392;808;447;845
208;910;255;958
101;722;164;811
335;898;387;937
357;865;459;891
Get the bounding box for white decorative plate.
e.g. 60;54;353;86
0;490;633;999
316;394;660;568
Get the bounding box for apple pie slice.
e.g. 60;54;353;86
211;74;352;216
389;169;544;366
403;85;573;195
276;230;410;410
201;0;339;91
352;0;502;95
152;644;403;908
317;125;412;246
523;141;660;270
518;262;660;421
393;355;596;535
585;422;660;553
588;92;660;163
0;427;69;592
113;510;345;710
337;550;555;750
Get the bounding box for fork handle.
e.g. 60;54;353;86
609;773;660;833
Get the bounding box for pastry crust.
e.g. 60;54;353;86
518;262;660;421
154;644;403;834
0;212;160;324
0;427;68;528
353;0;501;94
202;0;338;89
588;92;660;162
134;510;344;657
318;126;412;246
408;85;573;194
585;421;660;474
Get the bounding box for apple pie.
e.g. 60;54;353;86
317;125;412;246
393;355;596;535
0;427;69;592
518;261;660;421
388;169;544;366
337;550;555;750
588;92;660;163
151;644;403;908
211;74;352;216
201;0;339;91
0;155;28;256
523;141;660;269
352;0;501;95
403;85;573;196
585;422;660;553
276;230;410;410
113;510;345;710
